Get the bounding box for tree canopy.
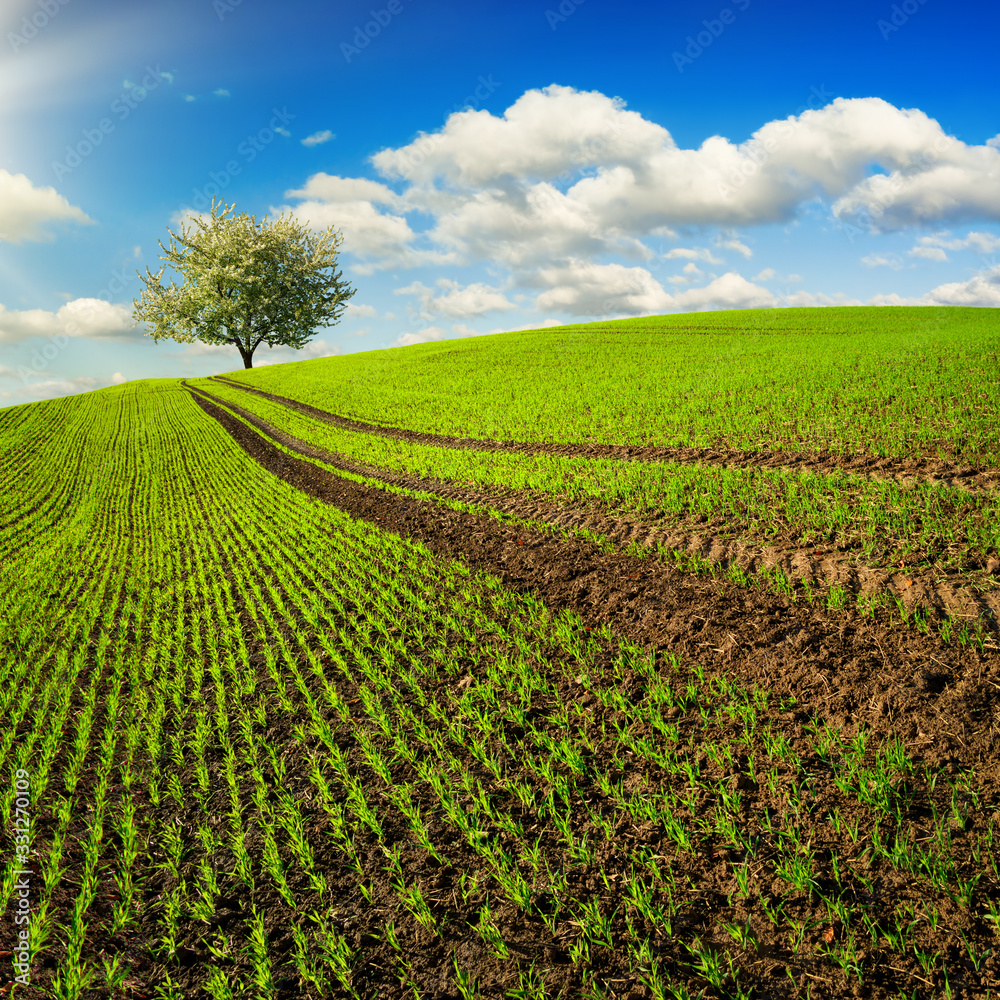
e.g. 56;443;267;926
132;198;355;368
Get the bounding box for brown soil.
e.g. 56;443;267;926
212;376;1000;495
194;383;1000;632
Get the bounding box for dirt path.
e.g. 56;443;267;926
190;382;1000;637
212;375;1000;495
189;387;1000;797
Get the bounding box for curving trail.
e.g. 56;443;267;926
188;383;1000;786
192;382;1000;630
212;374;1000;495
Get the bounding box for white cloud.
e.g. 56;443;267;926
391;326;448;348
302;130;336;147
277;174;455;274
861;253;903;269
908;245;948;262
396;279;516;319
214;89;230;97
0;298;134;345
165;340;232;359
111;371;127;384
831;140;1000;231
870;264;1000;308
324;90;1000;278
908;230;1000;256
372;84;668;187
170;208;213;230
286;174;402;207
531;262;775;317
664;247;723;263
716;235;753;258
347;302;378;317
534;261;673;316
752;268;776;281
168;337;341;366
672;272;776;311
0;170;92;243
0;374;110;405
776;290;864;307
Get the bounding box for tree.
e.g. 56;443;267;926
132;198;355;369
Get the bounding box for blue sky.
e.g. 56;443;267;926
2;0;999;405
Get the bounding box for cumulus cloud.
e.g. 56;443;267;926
664;247;723;263
396;279;517;320
273;89;1000;304
870;265;1000;308
831;141;1000;231
304;90;1000;283
530;262;774;317
672;272;776;311
534;261;673;316
0;170;92;243
372;85;668;187
0;375;104;404
255;338;341;365
276;173;455;274
347;302;378;317
0;298;134;345
752;268;776;281
908;230;1000;257
167;337;341;365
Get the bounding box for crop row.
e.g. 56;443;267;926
192;378;1000;575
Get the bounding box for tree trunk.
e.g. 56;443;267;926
233;338;254;369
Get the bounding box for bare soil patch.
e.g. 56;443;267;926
213;376;1000;495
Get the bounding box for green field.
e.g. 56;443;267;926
2;306;1000;999
218;306;1000;460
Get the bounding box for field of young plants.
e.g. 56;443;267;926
1;305;999;1000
